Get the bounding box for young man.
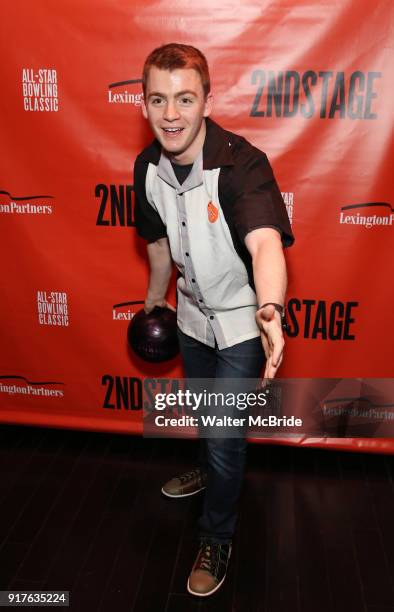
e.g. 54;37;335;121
134;43;294;597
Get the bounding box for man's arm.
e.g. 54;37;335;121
144;237;175;313
244;226;287;379
133;160;174;313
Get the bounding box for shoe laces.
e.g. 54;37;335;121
197;543;218;573
178;468;201;483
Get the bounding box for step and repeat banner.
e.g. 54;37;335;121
0;0;393;452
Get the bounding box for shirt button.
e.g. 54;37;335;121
185;252;189;257
182;221;186;226
191;278;195;283
199;299;203;303
210;315;214;320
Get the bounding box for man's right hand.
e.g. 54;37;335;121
144;298;176;314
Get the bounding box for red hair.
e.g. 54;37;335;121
142;43;211;97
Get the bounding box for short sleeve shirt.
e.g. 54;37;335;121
134;117;294;349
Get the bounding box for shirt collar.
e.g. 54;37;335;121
203;117;235;169
137;117;235;169
157;149;203;192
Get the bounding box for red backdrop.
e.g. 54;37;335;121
0;0;393;453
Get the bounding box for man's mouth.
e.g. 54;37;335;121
162;127;184;135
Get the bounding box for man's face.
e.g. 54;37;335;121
142;66;213;164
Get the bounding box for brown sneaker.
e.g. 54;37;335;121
187;540;232;597
161;468;207;498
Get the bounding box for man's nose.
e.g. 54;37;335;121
163;100;180;121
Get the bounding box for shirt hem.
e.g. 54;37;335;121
177;323;216;348
217;330;261;350
178;322;260;350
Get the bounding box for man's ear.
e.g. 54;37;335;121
141;96;148;119
204;92;213;118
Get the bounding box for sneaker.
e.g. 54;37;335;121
187;540;232;597
161;468;207;498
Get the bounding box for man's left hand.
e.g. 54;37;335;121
255;304;284;379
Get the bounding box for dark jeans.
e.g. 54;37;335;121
177;328;265;544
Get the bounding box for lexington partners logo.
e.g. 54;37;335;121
281;192;294;225
95;184;135;227
250;70;381;119
321;379;394;437
107;78;143;107
0;375;64;398
0;190;53;215
22;68;59;112
285;298;359;340
339;202;393;229
37;291;69;326
112;300;144;322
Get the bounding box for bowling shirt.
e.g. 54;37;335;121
133;117;294;349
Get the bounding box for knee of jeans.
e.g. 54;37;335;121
205;438;247;477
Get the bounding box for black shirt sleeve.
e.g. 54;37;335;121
133;159;167;243
225;140;294;248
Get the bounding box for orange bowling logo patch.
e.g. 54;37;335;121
207;201;219;223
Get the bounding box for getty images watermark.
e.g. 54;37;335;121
153;388;302;430
143;378;304;438
142;378;394;439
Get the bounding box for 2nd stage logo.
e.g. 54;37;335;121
250;70;381;119
96;184;135;226
286;299;358;340
101;377;188;411
102;375;142;410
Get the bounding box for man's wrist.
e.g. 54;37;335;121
146;295;165;303
257;302;284;314
257;302;288;332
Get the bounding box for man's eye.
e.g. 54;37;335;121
180;97;193;105
151;98;164;105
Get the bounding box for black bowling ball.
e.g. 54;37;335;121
127;306;179;363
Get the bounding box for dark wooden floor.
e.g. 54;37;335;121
1;424;394;612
